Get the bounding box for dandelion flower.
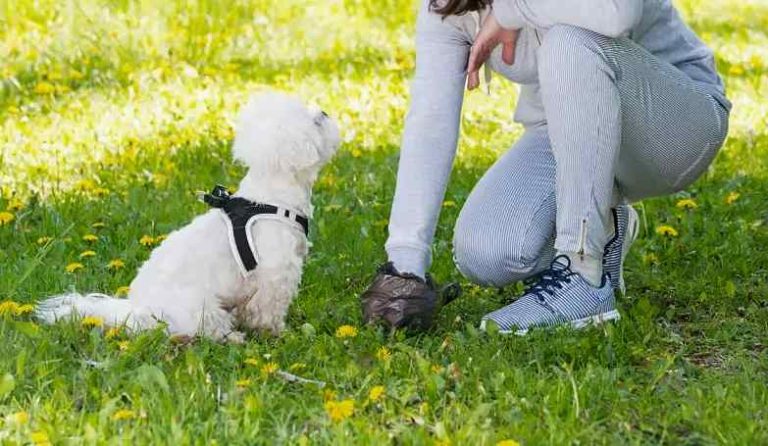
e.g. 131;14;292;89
261;362;279;375
324;399;354;422
15;304;34;316
351;148;362;158
368;385;385;402
235;379;251;388
93;187;110;198
376;347;391;361
497;441;521;446
728;64;745;76
8;411;29;425
115;286;130;297
244;358;259;366
7;198;25;211
30;431;50;446
79;250;97;259
65;262;84;273
643;253;659;265
33;81;56;95
112;409;135;421
105;327;121;339
655;225;678;237
675;198;698;210
725;191;740;205
335;325;358;338
0;211;15;225
0;301;21;316
139;235;155;247
107;259;125;270
117;341;130;351
155;234;168;243
81;316;104;328
36;236;53;245
82;234;98;242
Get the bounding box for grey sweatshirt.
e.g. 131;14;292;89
385;0;730;276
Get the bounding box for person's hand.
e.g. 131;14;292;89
467;14;520;90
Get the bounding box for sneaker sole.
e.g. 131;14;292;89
480;309;621;336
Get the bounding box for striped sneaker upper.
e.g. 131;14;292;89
602;204;639;294
481;256;616;334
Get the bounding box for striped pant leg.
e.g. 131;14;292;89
537;25;729;258
453;128;557;287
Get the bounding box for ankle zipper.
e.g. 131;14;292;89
577;218;587;261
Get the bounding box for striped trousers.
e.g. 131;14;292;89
453;25;729;287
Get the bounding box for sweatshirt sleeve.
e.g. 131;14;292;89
384;0;470;275
493;0;644;38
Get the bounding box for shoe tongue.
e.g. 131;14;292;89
551;255;571;272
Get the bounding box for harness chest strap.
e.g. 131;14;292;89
202;185;309;276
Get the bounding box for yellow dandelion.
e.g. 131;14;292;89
0;301;21;316
81;316;104;328
107;259;125;270
117;341;130;351
351;148;362;158
30;431;50;446
289;362;307;371
36;236;53;245
244;357;259;366
0;211;15;225
65;262;84;273
675;198;698;210
115;286;131;297
112;409;135;421
323;389;337;402
261;362;279;375
7;198;25;211
15;304;34;316
725;191;740;205
728;64;745;76
139;235;156;247
235;379;251;388
324;399;354;422
655;225;678;237
376;347;391;361
643;253;659;265
79;250;97;259
92;222;106;229
75;179;96;191
105;327;121;339
33;81;56;95
82;234;98;242
8;411;29;424
93;187;110;197
155;234;168;243
368;385;385;402
335;325;358;338
497;441;521;446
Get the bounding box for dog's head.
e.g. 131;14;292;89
232;92;340;179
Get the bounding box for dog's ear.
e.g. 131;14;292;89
232;92;333;175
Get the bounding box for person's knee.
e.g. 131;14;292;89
452;216;539;287
538;25;608;83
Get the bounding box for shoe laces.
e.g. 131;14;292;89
524;255;576;303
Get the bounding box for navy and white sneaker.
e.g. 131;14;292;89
603;204;639;295
480;255;619;335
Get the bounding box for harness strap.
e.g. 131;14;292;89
202;185;309;275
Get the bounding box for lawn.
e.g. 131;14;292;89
1;0;767;444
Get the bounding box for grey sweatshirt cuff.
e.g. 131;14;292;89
492;1;526;30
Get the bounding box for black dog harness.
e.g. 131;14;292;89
201;185;309;276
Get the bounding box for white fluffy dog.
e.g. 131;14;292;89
36;92;340;342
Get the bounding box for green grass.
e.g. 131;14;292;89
1;0;767;443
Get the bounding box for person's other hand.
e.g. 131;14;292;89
467;14;519;90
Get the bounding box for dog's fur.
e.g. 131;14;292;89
35;92;340;342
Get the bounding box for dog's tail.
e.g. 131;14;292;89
35;293;152;330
